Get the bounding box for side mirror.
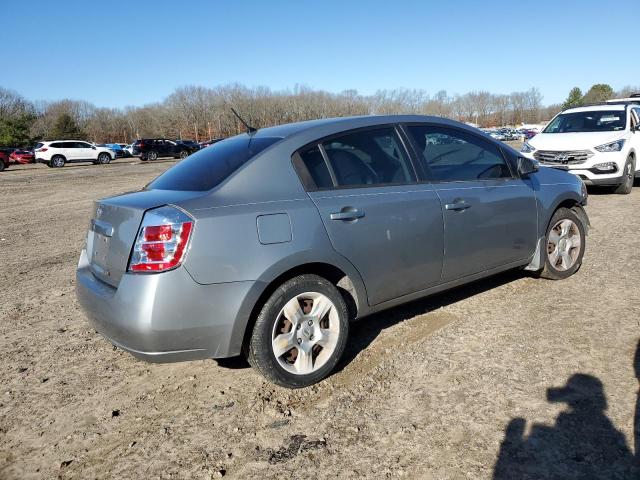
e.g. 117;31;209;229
634;124;640;132
92;146;96;150
517;156;539;176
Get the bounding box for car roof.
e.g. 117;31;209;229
562;104;627;114
251;114;475;140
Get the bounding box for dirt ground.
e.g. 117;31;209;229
0;157;638;479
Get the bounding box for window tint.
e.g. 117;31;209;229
77;142;91;148
407;125;512;182
297;146;333;189
50;142;63;148
147;135;281;191
321;127;415;187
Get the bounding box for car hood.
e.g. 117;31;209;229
529;131;627;151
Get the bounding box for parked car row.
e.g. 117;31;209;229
483;128;537;142
0;137;218;171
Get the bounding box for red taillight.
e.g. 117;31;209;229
144;224;173;242
128;206;194;273
39;148;48;152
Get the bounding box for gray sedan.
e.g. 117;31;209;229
76;115;589;388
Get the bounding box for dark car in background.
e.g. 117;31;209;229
132;139;194;161
199;138;224;149
77;115;589;388
175;139;201;153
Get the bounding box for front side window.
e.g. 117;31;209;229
543;110;627;133
407;125;512;182
320;127;415;187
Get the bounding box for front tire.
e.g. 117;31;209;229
50;155;65;168
540;207;586;280
97;152;111;165
179;150;189;159
247;274;349;388
613;156;635;194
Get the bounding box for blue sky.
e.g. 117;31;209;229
2;0;638;108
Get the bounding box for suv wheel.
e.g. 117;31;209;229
147;150;158;161
540;207;586;280
247;274;349;388
613;155;635;194
179;150;189;159
50;155;65;168
97;153;111;165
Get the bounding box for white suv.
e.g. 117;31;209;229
521;102;640;194
34;140;115;168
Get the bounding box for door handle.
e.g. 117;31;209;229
445;201;471;211
330;207;365;221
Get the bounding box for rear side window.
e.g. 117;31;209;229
297;146;334;190
407;125;512;182
50;142;64;148
147;136;281;191
321;127;415;187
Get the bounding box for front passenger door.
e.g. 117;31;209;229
405;125;538;282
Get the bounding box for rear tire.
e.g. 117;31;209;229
50;155;65;168
613;156;634;194
147;150;158;161
247;274;349;388
540;207;586;280
179;150;189;159
0;159;5;171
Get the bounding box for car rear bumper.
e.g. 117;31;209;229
76;249;262;362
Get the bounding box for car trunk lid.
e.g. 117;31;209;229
86;189;203;287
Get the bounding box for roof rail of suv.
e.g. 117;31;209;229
576;99;640;108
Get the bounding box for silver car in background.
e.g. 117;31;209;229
76;115;589;388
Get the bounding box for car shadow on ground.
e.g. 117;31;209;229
216;268;525;372
493;339;640;479
337;268;524;372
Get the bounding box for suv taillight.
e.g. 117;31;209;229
128;206;194;273
38;147;48;152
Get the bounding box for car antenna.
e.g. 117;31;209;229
230;108;257;134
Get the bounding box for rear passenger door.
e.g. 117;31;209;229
76;141;95;160
296;126;444;306
61;142;79;160
405;124;538;282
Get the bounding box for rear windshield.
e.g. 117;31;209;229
146;135;281;191
544;110;627;133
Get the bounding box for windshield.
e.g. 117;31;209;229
544;110;627;133
147;135;281;191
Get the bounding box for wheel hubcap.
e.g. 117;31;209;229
271;292;339;375
547;219;581;271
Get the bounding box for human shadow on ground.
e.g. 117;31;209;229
493;340;640;479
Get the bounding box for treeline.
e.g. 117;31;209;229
0;83;637;147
